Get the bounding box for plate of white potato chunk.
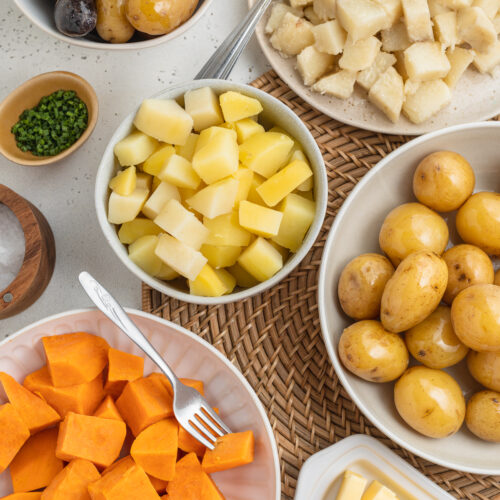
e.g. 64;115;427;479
251;0;500;134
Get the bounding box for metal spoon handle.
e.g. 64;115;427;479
195;0;272;80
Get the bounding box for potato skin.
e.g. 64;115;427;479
394;366;465;438
442;244;494;304
456;192;500;257
465;391;500;442
338;320;409;383
338;253;394;320
451;284;500;352
96;0;135;43
467;351;500;392
413;151;475;212
379;203;449;266
381;251;448;333
405;305;468;369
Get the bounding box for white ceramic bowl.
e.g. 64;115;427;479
318;121;500;475
13;0;213;50
0;308;280;498
96;79;327;305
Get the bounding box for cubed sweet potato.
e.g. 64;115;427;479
202;431;255;473
2;493;42;499
94;396;123;421
147;475;168;494
104;349;144;398
0;403;30;473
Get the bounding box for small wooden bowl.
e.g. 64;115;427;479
0;71;98;166
0;185;56;319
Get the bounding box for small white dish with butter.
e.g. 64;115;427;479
294;435;453;500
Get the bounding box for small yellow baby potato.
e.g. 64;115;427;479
465;391;500;443
456;192;500;257
405;305;469;369
442;244;494;304
412;151;475;212
338;320;409;383
495;270;500;286
96;0;135;43
337;253;394;320
451;284;500;352
394;366;465;438
379;202;449;266
467;351;500;392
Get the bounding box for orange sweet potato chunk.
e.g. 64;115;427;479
178;426;206;457
94;396;123;421
42;333;109;388
2;493;42;499
0;403;30;473
201;473;225;500
130;418;178;481
115;375;173;436
104;349;144;398
41;458;100;500
10;428;63;492
56;412;126;468
0;372;60;434
148;475;168;494
23;367;104;417
202;431;255;473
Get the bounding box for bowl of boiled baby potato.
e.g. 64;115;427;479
318;121;500;474
96;80;327;304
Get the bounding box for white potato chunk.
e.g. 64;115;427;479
114;132;158;167
313;0;336;20
304;5;322;23
373;0;403;27
404;42;451;81
297;46;335;85
336;0;387;41
381;22;411;52
473;40;500;73
265;3;304;34
108;187;149;224
186;178;239;219
339;36;382;71
402;80;452;123
440;0;473;7
312;70;357;98
402;0;434;42
404;79;421;96
428;0;451;16
291;0;313;7
494;13;500;31
457;6;497;53
357;51;397;90
368;67;404;122
312;20;347;55
434;12;458;48
184;87;223;132
473;0;500;18
270;13;315;56
444;46;474;87
142;181;180;220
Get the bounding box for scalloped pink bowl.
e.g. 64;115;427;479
0;308;280;498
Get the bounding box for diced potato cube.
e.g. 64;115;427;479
214;268;237;294
458;7;497;53
109;166;137;196
336;0;387;41
114;132;159;167
270;240;290;260
257;160;313;207
157;154;201;190
195;126;237;153
233;119;265;144
440;0;472;7
136;172;152;190
155;233;207;281
237;238;283;282
184;87;224;132
270;13;315;56
155;263;179;281
118;218;162;245
188;264;230;297
178;187;198;203
493;13;500;32
444;46;474;87
142;145;175;176
201;245;242;268
473;40;500;73
339;36;381;71
175;133;199;161
373;0;403;26
313;0;336;20
186;178;239;219
232;167;254;206
357;52;397;90
108;187;149;224
128;235;163;276
297;46;335;85
368;67;404;123
219;91;263;123
381;22;411;52
239;132;294;178
204;211;252;246
291;0;312;7
394;50;409;79
246;172;267;205
152;176;161;191
142;181;180;220
265;3;304;34
312;20;347;55
404;42;451;81
428;0;451;16
402;0;434;42
312;70;357;99
297;176;314;191
304;5;322;23
272;193;316;252
473;0;500;18
404;79;421;96
402;80;452;123
239;201;283;237
228;263;259;288
434;12;458;48
154;199;209;250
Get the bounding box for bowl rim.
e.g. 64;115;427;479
95;78;327;305
12;0;214;50
317;120;500;476
2;306;281;499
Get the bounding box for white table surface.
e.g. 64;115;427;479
0;0;271;337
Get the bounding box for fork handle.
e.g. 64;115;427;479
195;0;273;80
78;272;179;389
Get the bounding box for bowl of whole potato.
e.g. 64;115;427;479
318;121;500;474
96;80;327;304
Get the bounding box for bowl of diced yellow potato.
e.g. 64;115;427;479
95;80;327;304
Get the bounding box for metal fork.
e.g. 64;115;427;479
78;271;231;450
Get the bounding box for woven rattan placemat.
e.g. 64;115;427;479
142;70;500;500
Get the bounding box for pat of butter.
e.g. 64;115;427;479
361;480;398;500
336;470;367;500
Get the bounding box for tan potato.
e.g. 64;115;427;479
442;244;494;304
495;269;500;286
413;151;475;213
338;320;409;383
465;391;500;442
394;366;465;438
338;253;394;320
96;0;135;43
451;284;500;352
467;351;500;392
456;192;500;257
379;203;449;266
381;251;448;333
405;305;469;369
126;0;198;35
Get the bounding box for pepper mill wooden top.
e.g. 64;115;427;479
0;185;56;319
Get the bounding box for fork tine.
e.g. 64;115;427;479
195;409;225;438
187;421;216;450
201;403;232;434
